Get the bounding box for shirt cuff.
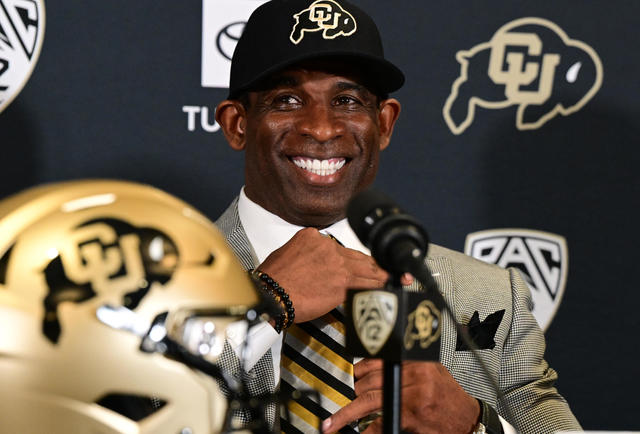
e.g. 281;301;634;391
226;320;280;372
499;415;517;434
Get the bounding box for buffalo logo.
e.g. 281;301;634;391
41;218;180;343
0;0;45;114
290;0;356;45
443;17;603;134
464;229;568;331
353;290;397;356
404;300;441;351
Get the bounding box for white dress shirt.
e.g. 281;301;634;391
226;187;370;382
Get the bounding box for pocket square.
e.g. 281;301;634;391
456;309;505;351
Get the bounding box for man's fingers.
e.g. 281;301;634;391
343;255;388;282
361;416;383;434
322;391;382;433
354;358;383;378
359;409;432;434
349;277;389;290
400;272;414;286
354;370;383;395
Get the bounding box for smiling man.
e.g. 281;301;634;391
213;1;581;433
217;63;399;228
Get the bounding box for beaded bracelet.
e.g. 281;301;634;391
249;269;295;333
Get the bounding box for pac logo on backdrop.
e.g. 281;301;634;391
183;0;267;133
464;229;568;331
0;0;45;114
443;17;603;135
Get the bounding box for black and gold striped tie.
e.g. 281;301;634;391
280;306;357;434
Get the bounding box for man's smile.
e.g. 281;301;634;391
291;156;347;177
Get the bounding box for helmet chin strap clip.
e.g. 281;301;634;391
97;304;278;433
96;304;151;337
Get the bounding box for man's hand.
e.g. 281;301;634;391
322;359;481;434
258;228;397;323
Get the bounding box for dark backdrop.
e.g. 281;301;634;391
1;1;638;430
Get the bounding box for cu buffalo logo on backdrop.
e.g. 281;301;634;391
464;229;568;331
443;17;603;134
0;0;44;114
289;0;356;44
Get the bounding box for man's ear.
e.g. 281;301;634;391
215;100;247;151
378;98;401;151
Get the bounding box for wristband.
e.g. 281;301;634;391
474;399;504;434
249;269;295;333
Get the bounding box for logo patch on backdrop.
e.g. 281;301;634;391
290;0;357;45
0;0;45;114
443;17;603;134
464;229;568;331
201;0;268;88
353;290;397;356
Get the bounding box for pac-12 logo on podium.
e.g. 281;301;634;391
464;229;568;331
352;290;397;356
0;0;45;114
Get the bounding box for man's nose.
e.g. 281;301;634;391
295;104;345;142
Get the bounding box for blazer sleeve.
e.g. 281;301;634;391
214;198;278;428
497;267;582;433
215;341;277;428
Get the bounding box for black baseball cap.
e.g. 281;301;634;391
228;0;405;99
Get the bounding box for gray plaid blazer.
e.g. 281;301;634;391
215;197;581;434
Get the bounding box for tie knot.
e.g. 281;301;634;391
321;232;344;247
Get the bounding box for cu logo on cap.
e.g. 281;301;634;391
290;0;357;45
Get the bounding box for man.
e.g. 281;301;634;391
214;0;581;433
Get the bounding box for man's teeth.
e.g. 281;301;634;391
293;158;346;176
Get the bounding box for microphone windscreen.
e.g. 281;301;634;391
346;188;397;248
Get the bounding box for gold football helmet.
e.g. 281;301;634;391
0;180;261;433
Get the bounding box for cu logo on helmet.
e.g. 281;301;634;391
443;17;603;134
464;229;568;331
42;218;179;344
0;0;45;114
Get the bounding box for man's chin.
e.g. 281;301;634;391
281;201;348;228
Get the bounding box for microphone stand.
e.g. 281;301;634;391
383;274;404;434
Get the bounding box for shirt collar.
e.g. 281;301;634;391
237;187;370;263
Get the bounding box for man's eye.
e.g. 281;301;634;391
273;95;299;105
335;95;360;105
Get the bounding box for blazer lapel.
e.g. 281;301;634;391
425;254;457;371
215;197;260;271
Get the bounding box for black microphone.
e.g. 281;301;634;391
346;188;435;291
346;188;520;432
